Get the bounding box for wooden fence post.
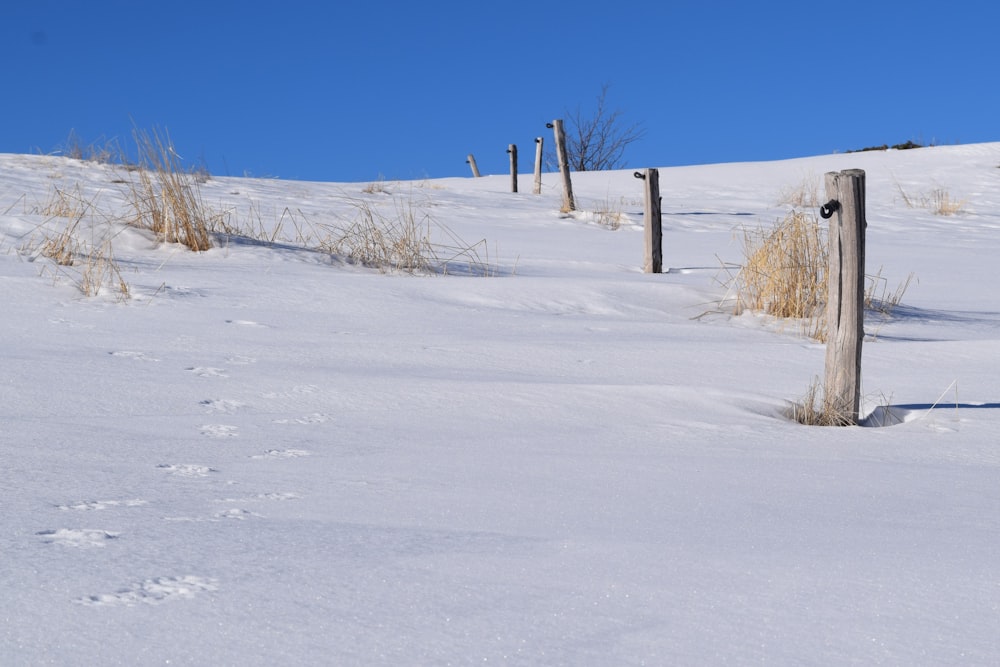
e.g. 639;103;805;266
547;120;575;211
533;137;543;194
507;144;518;193
635;169;662;273
466;154;481;178
822;169;866;425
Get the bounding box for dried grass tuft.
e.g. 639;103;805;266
734;210;827;321
119;126;214;251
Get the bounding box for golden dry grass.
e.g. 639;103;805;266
121;127;214;251
734;210;828;321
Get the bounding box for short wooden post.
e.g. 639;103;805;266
466;154;481;178
635;169;662;273
507;144;518;193
548;120;575;211
533;137;543;194
822;169;866;425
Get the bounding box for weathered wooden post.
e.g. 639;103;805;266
466;154;481;178
821;169;866;425
547;120;575;211
635;169;662;273
533;137;543;195
507;144;518;193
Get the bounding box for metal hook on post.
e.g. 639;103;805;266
633;171;645;180
820;200;840;219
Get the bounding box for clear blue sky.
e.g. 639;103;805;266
3;1;998;182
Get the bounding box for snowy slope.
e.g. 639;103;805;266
2;144;999;665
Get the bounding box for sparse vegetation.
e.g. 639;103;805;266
558;84;646;172
894;178;966;216
592;196;629;230
729;202;913;340
733;209;828;323
847;140;924;153
120;126;215;251
318;196;497;276
20;189;131;300
787;377;872;427
776;174;820;208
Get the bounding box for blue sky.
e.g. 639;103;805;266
3;1;998;183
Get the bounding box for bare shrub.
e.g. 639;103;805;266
559;83;645;171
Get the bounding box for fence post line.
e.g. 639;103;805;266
507;144;518;193
466;154;481;178
635;169;662;273
533;137;543;194
547;120;575;211
822;169;866;425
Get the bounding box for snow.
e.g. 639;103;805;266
2;144;1000;664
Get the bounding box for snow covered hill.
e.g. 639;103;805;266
2;144;999;664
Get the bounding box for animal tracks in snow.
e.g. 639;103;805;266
57;498;148;511
75;575;218;607
215;491;301;503
108;350;159;362
200;398;248;413
249;448;312;459
157;463;219;477
272;412;332;425
37;528;120;548
164;508;261;522
186;366;229;378
200;424;239;438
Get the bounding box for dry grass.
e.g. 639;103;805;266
728;208;914;341
776;174;820;208
894;178;966;216
361;177;392;195
21;205;131;301
317;196;497;276
593;196;628;230
786;377;861;427
865;267;914;315
733;210;828;321
326;198;434;273
119;126;214;251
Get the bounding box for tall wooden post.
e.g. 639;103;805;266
533;137;543;195
466;154;481;178
822;169;866;425
507;144;518;193
636;169;662;273
548;120;575;211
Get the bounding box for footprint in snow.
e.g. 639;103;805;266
57;499;148;511
272;413;332;425
157;464;219;477
200;424;239;438
109;350;160;362
215;492;301;502
75;575;218;607
250;449;312;459
200;399;248;413
37;528;120;548
186;367;228;378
